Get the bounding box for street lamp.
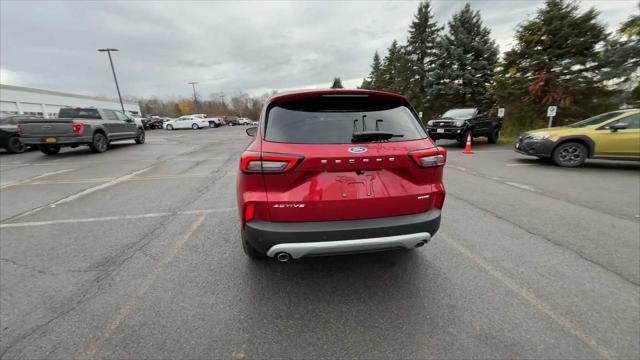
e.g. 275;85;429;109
188;81;198;112
98;48;125;113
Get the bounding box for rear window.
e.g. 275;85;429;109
58;108;101;119
264;97;426;144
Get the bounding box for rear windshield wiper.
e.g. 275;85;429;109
352;131;404;142
351;116;404;142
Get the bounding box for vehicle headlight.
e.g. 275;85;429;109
453;120;465;127
427;120;435;126
527;133;551;140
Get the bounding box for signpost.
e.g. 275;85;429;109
547;106;557;128
498;108;505;118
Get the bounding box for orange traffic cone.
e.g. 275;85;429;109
463;133;473;154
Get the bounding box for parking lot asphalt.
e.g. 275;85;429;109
1;127;638;359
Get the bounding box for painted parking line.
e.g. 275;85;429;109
2;172;232;187
0;169;74;189
506;163;539;167
0;208;234;228
78;214;207;360
7;167;153;221
439;232;615;359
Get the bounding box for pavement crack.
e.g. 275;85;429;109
447;193;640;287
0;258;57;276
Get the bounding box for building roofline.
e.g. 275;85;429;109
0;83;138;106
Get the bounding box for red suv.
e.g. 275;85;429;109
236;89;446;261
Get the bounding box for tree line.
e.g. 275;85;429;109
136;92;273;120
360;0;639;136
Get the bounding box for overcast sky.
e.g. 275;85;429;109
0;0;635;100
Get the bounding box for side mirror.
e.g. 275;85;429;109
609;123;628;132
246;126;257;137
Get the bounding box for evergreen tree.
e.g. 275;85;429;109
494;0;616;133
360;51;382;89
406;0;442;116
433;4;498;111
330;77;344;89
378;40;401;91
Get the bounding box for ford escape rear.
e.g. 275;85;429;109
236;89;446;260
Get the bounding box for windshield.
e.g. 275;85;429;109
567;111;625;127
264;105;426;144
441;108;476;119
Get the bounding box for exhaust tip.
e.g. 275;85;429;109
415;241;425;248
275;252;291;262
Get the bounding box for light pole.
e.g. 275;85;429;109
188;82;198;112
97;48;125;114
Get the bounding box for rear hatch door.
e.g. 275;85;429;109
261;93;444;222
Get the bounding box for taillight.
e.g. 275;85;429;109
72;122;84;135
16;124;22;136
244;203;255;225
409;147;447;167
240;151;303;174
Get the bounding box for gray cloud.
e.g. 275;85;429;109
0;0;633;99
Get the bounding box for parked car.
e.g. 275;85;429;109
224;116;240;126
236;89;446;261
426;108;502;144
140;116;164;129
238;117;253;125
516;108;640;167
250;120;258;126
164;116;209;130
206;117;224;128
18;108;145;155
0;115;41;153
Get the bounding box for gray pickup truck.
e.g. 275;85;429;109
19;108;145;155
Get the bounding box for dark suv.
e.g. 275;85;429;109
427;108;502;144
236;89;446;261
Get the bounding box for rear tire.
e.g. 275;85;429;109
89;132;108;153
487;128;500;144
6;136;26;153
166;124;174;130
135;129;145;144
40;144;61;155
192;123;199;130
552;142;587;167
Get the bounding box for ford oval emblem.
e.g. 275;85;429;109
348;146;367;154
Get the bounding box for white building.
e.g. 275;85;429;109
0;84;141;118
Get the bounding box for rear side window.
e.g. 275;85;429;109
58;108;101;119
264;97;426;144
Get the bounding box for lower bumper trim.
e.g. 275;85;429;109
266;232;431;259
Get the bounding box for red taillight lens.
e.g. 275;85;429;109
16;124;22;136
409;147;447;167
240;151;303;174
244;203;255;224
72;122;84;135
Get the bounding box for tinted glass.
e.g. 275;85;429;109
441;108;476;119
611;114;640;129
58;108;101;119
114;111;129;121
568;111;625;127
103;110;118;120
265;105;426;144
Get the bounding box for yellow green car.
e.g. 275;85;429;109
516;108;640;167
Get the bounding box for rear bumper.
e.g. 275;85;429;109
20;136;92;145
243;209;441;257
